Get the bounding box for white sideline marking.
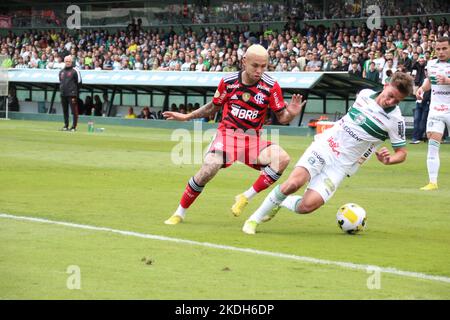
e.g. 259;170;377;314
1;213;450;284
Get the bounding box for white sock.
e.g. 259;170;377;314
243;187;257;200
248;185;287;223
427;139;440;184
174;205;186;219
280;195;303;213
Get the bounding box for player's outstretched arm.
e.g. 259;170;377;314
276;94;307;124
375;147;407;165
163;101;221;121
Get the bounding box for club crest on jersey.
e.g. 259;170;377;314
254;93;265;105
354;113;367;125
213;142;224;150
242;92;251;102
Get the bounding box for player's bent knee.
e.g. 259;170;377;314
278;151;290;171
298;201;319;214
281;180;301;195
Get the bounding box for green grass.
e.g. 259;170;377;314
1;120;449;299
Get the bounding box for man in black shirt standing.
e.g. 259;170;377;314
410;54;428;144
59;55;81;131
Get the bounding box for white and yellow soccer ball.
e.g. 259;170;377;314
336;203;367;234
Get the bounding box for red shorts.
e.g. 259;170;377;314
206;129;272;170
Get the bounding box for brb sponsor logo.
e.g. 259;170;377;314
231;105;259;120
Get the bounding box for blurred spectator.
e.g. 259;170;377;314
84;96;95;115
410;54;429;144
77;97;85;116
365;62;380;83
138;106;152;119
102;93;110;116
8;87;20;112
0;10;448;81
93;95;103;116
305;53;322;71
125;106;137;119
349;61;362;77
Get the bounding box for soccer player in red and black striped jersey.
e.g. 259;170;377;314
163;44;306;225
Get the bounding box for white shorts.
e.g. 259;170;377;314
295;143;347;203
427;113;450;134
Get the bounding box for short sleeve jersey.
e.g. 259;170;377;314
212;71;286;132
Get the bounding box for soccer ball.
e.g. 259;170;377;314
336;203;367;234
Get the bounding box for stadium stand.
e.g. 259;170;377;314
0;0;448;130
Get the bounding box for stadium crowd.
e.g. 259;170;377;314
1;14;448;86
5;0;449;28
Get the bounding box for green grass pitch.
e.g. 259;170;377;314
0;120;449;299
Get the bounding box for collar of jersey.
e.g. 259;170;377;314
238;71;260;87
435;58;450;63
369;91;396;114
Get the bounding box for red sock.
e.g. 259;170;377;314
252;166;281;193
180;177;204;209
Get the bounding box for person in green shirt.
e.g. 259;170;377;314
222;57;237;72
1;48;13;68
38;54;48;69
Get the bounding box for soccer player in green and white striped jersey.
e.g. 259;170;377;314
416;37;450;191
243;72;414;235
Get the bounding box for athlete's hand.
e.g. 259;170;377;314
163;111;191;121
415;87;424;100
287;94;307;116
375;147;391;165
436;75;449;85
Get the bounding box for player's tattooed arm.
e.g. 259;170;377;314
188;101;221;120
163;101;221;121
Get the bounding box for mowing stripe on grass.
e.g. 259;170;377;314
1;212;450;284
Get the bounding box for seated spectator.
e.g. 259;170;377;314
77;97;85;116
181;56;192;71
125;107;137;119
138;107;152;119
53;55;65;69
305;53;322;71
8;87;20;112
222;57;237;72
14;57;29;69
384;69;393;86
84;96;95;115
94;95;103;116
329;58;341;71
382;59;396;84
349;61;362;77
209;58;222;71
